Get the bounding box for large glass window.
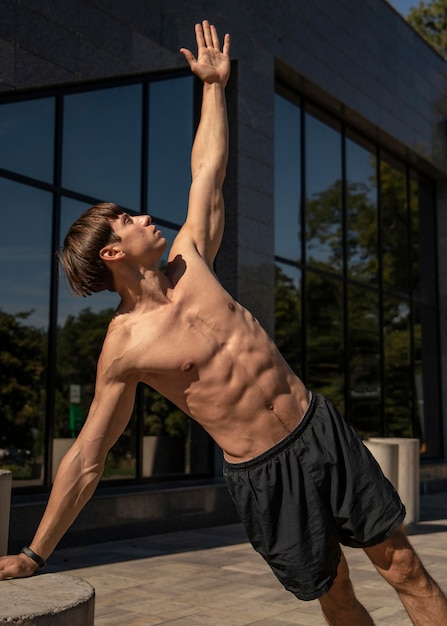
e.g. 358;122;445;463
274;92;301;261
305;108;343;273
274;88;442;460
0;97;55;183
62;85;142;208
0;72;213;489
148;77;193;225
0;179;53;485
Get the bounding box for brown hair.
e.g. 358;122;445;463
59;202;123;297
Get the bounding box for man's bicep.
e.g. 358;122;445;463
78;377;137;459
173;172;224;264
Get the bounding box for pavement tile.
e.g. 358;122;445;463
42;492;447;625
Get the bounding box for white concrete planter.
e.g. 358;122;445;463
52;438;75;481
364;437;420;524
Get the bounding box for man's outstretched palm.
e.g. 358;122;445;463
180;20;231;87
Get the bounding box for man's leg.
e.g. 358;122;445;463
364;525;447;626
318;550;374;626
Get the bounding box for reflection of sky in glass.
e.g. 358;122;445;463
0;98;55;183
149;77;193;226
62;85;142;208
276;261;301;289
0;178;52;328
274;94;301;261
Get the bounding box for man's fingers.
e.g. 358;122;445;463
210;24;221;50
195;22;206;49
179;47;196;67
202;20;213;48
222;33;231;57
0;555;36;580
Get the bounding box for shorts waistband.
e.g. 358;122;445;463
223;391;318;471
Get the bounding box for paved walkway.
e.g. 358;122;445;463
43;492;447;625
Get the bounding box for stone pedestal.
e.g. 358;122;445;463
0;470;12;555
0;574;95;625
364;437;420;524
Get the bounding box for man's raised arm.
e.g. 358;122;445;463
175;20;231;266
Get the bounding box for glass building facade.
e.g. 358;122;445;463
0;71;216;489
0;3;445;498
274;84;442;460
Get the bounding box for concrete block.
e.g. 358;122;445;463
367;437;420;524
363;440;399;490
0;574;94;625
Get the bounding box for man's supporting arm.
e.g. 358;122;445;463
0;360;136;580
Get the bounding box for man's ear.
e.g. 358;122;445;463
99;244;125;263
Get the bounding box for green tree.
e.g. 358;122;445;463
55;307;115;437
274;266;301;375
0;309;46;463
407;0;447;56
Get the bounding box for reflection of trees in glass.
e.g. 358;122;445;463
0;309;46;472
381;163;410;293
305;271;345;411
274;159;422;438
55;306;136;475
383;299;413;437
306;175;379;283
55;306;189;474
274;266;301;375
348;285;381;437
346;181;378;283
306;180;342;270
55;307;114;437
143;388;188;439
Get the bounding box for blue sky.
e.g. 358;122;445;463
387;0;419;17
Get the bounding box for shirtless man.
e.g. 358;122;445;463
1;20;446;626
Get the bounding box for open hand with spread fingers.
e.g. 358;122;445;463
180;20;231;87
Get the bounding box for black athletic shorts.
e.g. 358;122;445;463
223;392;406;601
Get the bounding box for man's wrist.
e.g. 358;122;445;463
21;546;46;569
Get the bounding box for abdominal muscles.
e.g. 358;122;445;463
146;301;308;462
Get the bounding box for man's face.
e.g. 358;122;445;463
109;212;168;263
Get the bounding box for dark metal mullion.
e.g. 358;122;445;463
135;81;150;482
341;125;350;421
377;146;387;436
406;167;417;437
300;98;308;383
44;91;64;486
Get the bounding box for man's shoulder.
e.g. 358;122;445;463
98;316;136;373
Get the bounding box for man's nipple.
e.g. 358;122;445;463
182;361;194;372
228;301;236;312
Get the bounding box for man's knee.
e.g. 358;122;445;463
367;535;433;595
384;546;426;589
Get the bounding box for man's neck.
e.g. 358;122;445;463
115;267;171;313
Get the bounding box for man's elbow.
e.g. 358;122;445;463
192;158;227;186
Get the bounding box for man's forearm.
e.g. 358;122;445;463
27;446;103;562
191;81;229;186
